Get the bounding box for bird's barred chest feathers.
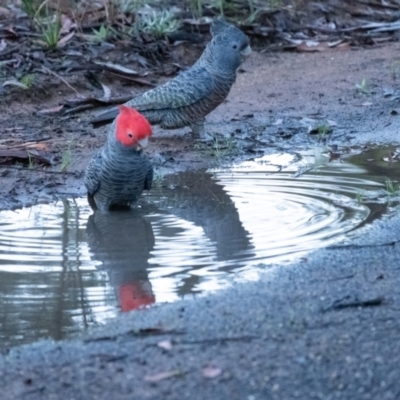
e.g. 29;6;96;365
97;151;148;193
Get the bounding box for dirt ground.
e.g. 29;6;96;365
1;39;400;211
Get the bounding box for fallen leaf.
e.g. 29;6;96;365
101;83;111;101
24;143;50;151
328;39;344;47
0;39;7;52
144;370;181;382
4;25;18;37
202;365;222;379
328;151;341;162
383;151;395;165
5;142;50;151
299;117;316;127
0;149;52;165
2;79;28;90
94;61;139;75
297;40;330;52
0;6;11;18
57;31;75;48
334;42;351;51
60;14;76;33
158;340;172;350
38;105;64;114
384;88;395;97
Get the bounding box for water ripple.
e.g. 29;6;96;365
0;146;399;347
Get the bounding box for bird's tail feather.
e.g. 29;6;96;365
90;107;119;128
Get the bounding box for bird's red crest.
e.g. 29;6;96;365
115;105;152;147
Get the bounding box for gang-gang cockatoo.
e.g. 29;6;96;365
85;105;153;211
90;19;251;141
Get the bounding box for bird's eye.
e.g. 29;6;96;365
128;133;133;138
232;44;238;49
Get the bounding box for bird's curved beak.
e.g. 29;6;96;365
137;137;149;150
241;45;252;57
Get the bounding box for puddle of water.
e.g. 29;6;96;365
0;146;399;347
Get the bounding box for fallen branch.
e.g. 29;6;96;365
322;296;385;312
0;165;76;175
38;94;136;116
66;63;155;87
0;149;52;165
326;240;400;249
41;66;82;97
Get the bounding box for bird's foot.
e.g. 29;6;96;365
190;122;213;142
149;152;167;165
197;132;214;142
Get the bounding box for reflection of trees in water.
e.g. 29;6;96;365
0;200;104;347
53;200;93;340
32;199;100;341
86;210;155;312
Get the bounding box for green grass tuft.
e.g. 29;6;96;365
138;9;181;38
60;141;73;172
91;25;114;42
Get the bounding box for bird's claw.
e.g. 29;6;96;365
197;133;214;142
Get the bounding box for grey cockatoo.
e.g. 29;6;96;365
85;105;153;211
90;19;251;140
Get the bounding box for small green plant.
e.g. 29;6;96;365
385;178;400;196
189;0;203;18
268;0;283;7
40;15;61;49
390;60;400;81
91;24;113;42
138;10;181;38
391;61;400;81
243;9;261;25
0;63;6;79
22;1;62;48
116;0;145;14
152;168;165;185
208;136;237;158
355;189;365;205
316;124;332;138
60;141;73;172
20;74;35;89
355;78;369;95
27;150;34;169
21;0;40;17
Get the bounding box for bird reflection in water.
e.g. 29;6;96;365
154;171;254;267
86;210;155;311
86;170;254;308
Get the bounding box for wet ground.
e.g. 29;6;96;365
2;39;400;399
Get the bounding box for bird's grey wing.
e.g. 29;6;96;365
126;67;214;111
84;151;103;195
144;162;153;191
